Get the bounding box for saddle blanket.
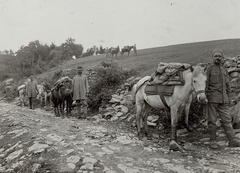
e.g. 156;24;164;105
145;84;175;96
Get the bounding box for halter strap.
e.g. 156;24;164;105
195;90;205;95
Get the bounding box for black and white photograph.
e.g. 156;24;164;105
0;0;240;172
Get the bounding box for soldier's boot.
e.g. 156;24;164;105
223;125;240;147
31;98;35;110
29;98;32;109
82;102;87;119
209;126;218;149
229;138;240;147
76;103;81;119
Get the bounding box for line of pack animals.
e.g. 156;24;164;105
17;76;73;118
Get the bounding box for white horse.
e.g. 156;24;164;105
133;65;207;151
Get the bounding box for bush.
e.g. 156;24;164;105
88;59;137;110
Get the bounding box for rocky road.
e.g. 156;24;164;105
0;101;240;173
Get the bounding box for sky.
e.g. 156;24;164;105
0;0;239;52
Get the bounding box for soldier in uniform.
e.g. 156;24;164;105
26;75;39;110
206;48;240;149
72;66;89;119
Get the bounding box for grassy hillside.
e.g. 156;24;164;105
1;39;239;83
37;39;240;82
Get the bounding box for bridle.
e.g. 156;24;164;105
191;68;206;96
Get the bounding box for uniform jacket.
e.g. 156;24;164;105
206;64;231;104
72;74;89;100
26;80;39;98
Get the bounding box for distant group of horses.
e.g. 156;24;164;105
106;44;137;58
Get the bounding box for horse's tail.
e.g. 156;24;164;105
130;76;151;105
130;83;137;105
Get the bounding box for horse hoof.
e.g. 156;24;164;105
138;134;143;140
169;140;180;151
147;136;152;140
186;126;194;132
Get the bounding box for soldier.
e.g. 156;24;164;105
72;66;89;119
206;48;240;149
26;75;39;110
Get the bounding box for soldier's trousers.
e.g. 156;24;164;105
76;99;87;118
207;103;235;140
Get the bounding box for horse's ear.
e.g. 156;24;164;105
203;66;208;72
190;66;194;72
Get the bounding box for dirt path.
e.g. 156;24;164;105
0;101;240;173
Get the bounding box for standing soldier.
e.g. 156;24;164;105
26;75;39;110
72;66;89;119
206;48;240;149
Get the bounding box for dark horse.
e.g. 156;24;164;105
121;45;134;56
51;77;73;118
110;46;120;58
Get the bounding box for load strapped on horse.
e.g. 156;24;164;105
52;76;73;118
133;62;207;151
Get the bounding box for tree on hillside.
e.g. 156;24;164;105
16;45;34;71
61;38;83;59
9;50;14;56
5;38;84;78
3;50;9;55
15;41;52;74
97;46;106;54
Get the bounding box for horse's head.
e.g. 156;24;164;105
191;65;208;104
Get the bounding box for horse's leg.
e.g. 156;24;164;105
65;99;69;117
184;96;194;132
66;100;71;118
53;100;59;117
61;100;65;118
53;102;56;116
169;107;181;151
44;92;47;107
136;100;144;139
69;100;72;117
55;103;60;117
143;102;152;140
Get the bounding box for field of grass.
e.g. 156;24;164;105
37;38;240;81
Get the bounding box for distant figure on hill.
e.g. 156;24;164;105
133;44;137;56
